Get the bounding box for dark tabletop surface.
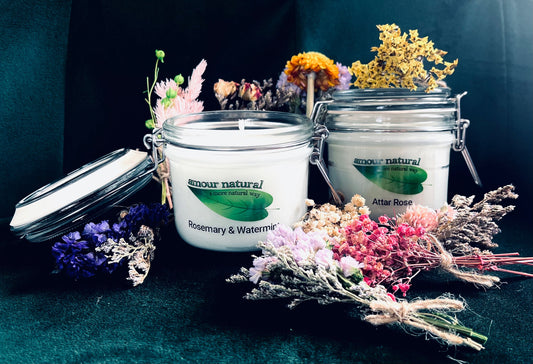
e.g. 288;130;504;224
1;192;531;364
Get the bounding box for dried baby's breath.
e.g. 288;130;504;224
294;194;370;238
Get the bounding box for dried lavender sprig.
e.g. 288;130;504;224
436;185;517;254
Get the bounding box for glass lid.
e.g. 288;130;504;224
10;148;154;242
162;110;313;151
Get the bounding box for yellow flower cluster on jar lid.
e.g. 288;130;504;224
350;24;458;92
284;51;340;91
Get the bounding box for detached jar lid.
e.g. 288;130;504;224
162;110;313;151
10;148;154;242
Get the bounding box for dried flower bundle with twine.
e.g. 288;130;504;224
228;185;532;350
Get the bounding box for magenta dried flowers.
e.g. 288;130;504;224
52;203;170;286
229;185;533;350
144;50;208;207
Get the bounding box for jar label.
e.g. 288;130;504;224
353;159;428;195
187;179;274;222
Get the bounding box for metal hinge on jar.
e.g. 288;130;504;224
310;100;343;205
454;92;483;187
143;128;166;173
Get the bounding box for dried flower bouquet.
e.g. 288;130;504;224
228;185;532;350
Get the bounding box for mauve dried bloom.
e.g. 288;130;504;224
214;79;238;98
334;62;352;90
238;82;262;102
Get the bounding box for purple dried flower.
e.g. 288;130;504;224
52;231;108;279
276;70;302;95
51;203;170;283
121;203;171;237
334;62;352;90
83;221;111;245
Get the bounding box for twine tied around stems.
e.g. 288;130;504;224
153;154;172;209
364;298;485;351
428;235;500;288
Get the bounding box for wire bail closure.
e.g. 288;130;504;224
310;91;482;206
453;92;482;187
143;128;166;174
310;100;343;205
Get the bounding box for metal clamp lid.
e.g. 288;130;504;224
10;148;159;242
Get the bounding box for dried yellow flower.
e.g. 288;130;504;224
350;24;458;92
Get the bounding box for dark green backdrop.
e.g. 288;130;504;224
1;0;532;226
1;1;532;363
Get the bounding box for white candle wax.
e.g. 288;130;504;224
321;88;461;219
165;145;311;251
327;130;453;218
162;111;313;251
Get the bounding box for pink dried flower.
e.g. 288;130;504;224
184;59;208;102
153;59;207;127
398;204;439;232
339;256;364;277
249;256;277;284
314;248;335;269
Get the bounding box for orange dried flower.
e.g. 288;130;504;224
284;51;340;91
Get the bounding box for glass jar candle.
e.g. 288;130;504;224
161;110;313;251
315;88;477;218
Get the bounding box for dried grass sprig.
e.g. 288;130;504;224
435;185;518;254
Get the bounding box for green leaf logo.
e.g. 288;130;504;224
188;186;274;221
353;164;428;195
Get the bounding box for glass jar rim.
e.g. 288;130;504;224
162;110;313;151
328;87;456;111
324;87;458;132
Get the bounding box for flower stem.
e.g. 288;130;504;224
306;72;316;117
417;312;488;345
145;58;160;126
